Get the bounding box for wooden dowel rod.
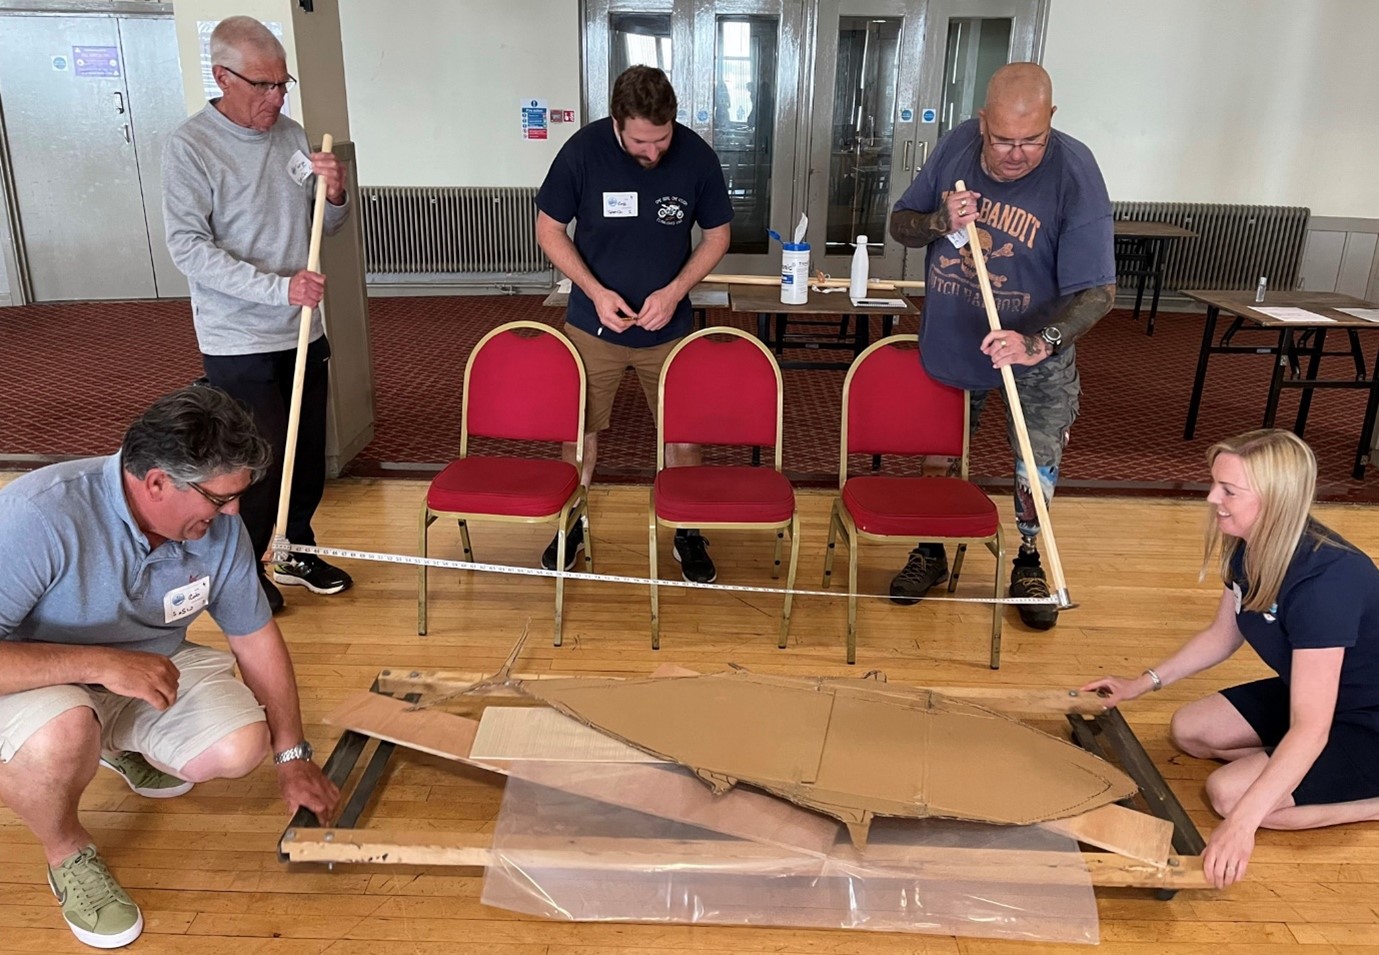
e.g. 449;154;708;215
272;133;333;563
956;178;1070;606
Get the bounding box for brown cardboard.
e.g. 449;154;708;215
518;669;1138;846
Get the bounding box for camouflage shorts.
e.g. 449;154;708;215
969;344;1081;471
970;345;1080;537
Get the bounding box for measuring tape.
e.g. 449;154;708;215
285;541;1059;607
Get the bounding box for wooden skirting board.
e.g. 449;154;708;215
280;667;1210;892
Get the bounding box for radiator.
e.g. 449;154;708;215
360;186;549;274
1112;201;1310;291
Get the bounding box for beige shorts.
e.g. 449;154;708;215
0;643;266;772
566;324;683;433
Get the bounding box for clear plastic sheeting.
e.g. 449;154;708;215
481;762;1099;944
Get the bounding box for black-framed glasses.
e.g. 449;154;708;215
986;130;1051;156
221;66;297;96
187;481;246;510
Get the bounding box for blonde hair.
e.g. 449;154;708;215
210;17;285;72
1202;429;1317;612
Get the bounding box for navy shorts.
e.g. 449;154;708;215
1222;677;1379;805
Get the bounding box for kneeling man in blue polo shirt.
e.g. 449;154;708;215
0;385;338;949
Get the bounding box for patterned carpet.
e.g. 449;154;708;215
2;294;1376;501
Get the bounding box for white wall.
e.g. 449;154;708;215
1044;0;1379;217
338;0;581;188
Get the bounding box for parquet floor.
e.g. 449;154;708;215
3;475;1379;953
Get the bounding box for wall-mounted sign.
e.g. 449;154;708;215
522;98;548;140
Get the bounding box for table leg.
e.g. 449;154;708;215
1146;237;1166;336
1263;329;1294;429
1183;305;1219;439
1355;343;1379;480
1294;328;1327;434
882;314;896;338
854;313;871;355
1132;238;1149;324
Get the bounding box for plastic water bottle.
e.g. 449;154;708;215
780;242;810;305
1255;276;1267;303
850;235;870;300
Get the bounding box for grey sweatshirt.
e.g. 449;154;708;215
161;102;349;356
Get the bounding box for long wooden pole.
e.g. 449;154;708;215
956;178;1071;608
705;272;927;291
271;133;333;564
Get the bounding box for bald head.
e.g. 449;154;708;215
978;63;1057;182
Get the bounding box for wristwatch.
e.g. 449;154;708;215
273;740;314;765
1038;325;1063;354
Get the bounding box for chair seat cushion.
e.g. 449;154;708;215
842;476;998;538
426;457;580;517
654;466;795;524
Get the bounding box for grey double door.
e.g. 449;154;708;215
0;13;187;301
583;0;1043;280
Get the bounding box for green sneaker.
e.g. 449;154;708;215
47;845;143;949
100;751;193;798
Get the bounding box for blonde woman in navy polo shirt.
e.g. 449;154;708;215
1084;430;1379;889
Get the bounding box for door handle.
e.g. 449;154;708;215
914;141;928;179
113;91;125;114
122;123;131;144
902;139;913;172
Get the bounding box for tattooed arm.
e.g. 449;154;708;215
985;283;1117;368
890;189;982;248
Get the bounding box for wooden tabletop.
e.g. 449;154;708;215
1180;289;1379;328
729;282;920;316
542;283;730;309
1113;221;1197;239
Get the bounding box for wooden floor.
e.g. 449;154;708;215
4;476;1379;953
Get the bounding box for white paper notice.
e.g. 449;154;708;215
1337;308;1379;324
1252;307;1336;324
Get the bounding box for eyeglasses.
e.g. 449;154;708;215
986;131;1050;156
221;66;297;96
187;481;246;510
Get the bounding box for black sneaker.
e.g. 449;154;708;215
258;572;284;614
1010;552;1058;630
541;522;584;571
673;530;716;584
272;554;353;595
889;545;949;605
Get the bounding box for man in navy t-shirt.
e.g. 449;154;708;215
886;63;1115;630
536;66;733;583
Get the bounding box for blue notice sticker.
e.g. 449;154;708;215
696;108;709;123
73;45;121;78
899;108;914;122
921;108;937;124
52;55;69;71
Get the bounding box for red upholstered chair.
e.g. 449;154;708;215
822;335;1004;667
649;326;799;650
419;321;589;645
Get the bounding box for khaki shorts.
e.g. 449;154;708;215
566;325;683;433
0;643;266;772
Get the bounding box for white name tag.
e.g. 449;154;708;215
1231;582;1243;615
287;149;313;187
164;576;211;624
946;229;969;249
603;191;638;218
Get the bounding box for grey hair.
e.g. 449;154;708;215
122;384;272;486
210;16;286;72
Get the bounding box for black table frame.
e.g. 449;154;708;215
1183;306;1379;480
750;310;900;370
1114;234;1178;336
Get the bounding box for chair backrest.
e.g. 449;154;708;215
840;335;969;484
657;326;783;470
461;321;585;455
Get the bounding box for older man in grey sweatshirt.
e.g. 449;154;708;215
162;16;353;611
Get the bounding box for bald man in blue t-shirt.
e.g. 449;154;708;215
887;62;1116;631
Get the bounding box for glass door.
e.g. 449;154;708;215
804;1;925;280
904;0;1041;279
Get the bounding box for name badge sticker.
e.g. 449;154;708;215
603;191;638;218
287;150;313;187
164;576;211;624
